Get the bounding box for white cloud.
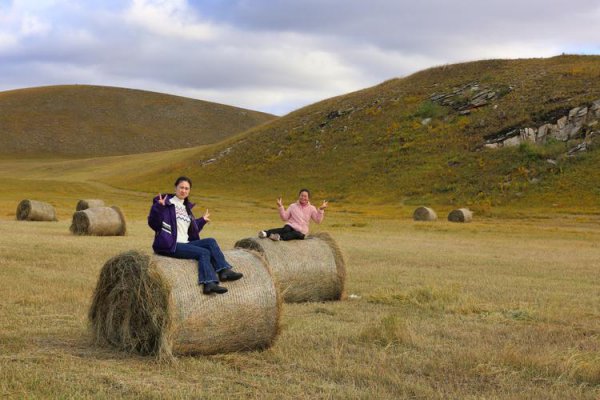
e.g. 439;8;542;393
19;14;51;35
0;0;599;115
124;0;218;40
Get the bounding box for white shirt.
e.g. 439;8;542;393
170;196;191;243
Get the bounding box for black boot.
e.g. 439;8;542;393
203;282;228;294
219;269;243;281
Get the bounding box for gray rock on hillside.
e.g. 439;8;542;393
484;100;600;150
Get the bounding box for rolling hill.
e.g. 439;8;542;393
0;85;276;157
99;55;600;215
3;56;600;217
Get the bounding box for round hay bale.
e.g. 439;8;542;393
70;206;127;236
76;199;105;211
413;206;437;221
16;199;57;221
448;208;473;223
88;249;280;358
235;232;346;303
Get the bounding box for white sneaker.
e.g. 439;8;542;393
269;233;281;241
258;231;267;239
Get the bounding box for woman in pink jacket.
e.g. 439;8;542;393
258;189;328;241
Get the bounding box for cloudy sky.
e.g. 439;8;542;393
1;0;599;115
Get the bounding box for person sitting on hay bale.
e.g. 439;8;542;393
258;189;328;241
148;176;243;295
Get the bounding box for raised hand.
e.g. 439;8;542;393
157;193;167;206
319;200;328;210
277;197;283;208
203;209;211;222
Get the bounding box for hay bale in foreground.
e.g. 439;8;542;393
70;206;127;236
235;232;345;303
76;199;105;211
448;208;473;223
413;206;437;221
88;249;280;358
16;199;57;221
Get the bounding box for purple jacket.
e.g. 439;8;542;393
147;194;207;254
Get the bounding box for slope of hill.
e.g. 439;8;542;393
0;85;276;157
102;55;600;215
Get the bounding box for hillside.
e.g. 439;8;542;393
0;85;276;157
99;55;600;215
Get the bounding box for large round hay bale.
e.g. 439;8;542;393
70;206;127;236
448;208;473;223
235;232;345;303
413;206;437;221
76;199;105;211
16;199;57;221
88;249;280;358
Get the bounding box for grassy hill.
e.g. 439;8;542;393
95;55;600;216
2;56;600;217
0;85;276;157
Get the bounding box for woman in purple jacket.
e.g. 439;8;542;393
147;176;242;295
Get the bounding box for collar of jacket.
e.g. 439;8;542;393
165;194;196;209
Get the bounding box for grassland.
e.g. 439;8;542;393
111;55;600;214
0;159;599;399
0;85;276;157
1;56;600;398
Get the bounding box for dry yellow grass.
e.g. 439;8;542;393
0;85;276;157
0;151;599;398
1;211;599;398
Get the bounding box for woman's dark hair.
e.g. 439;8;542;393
174;176;192;188
298;188;311;198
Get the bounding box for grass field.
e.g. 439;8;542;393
1;179;599;398
3;56;600;398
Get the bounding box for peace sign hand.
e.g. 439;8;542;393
203;209;211;222
277;197;284;208
319;200;328;210
157;193;167;206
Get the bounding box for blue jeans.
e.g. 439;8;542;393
162;238;231;284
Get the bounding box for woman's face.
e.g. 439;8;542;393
175;181;191;200
298;191;309;206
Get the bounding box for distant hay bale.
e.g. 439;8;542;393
235;232;345;303
448;208;473;223
88;249;280;359
70;206;127;236
413;206;437;221
76;199;105;211
16;199;57;221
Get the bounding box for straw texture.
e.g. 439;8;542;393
413;206;437;221
16;199;57;221
76;199;105;211
448;208;473;223
89;249;280;358
235;232;346;303
70;206;127;236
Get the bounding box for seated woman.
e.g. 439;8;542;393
148;176;242;295
258;188;328;241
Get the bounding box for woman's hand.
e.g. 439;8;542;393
157;193;167;206
277;197;283;208
319;200;328;210
203;209;211;222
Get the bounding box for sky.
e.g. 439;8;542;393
1;0;599;116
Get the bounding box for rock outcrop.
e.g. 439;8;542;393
483;100;600;152
430;82;511;114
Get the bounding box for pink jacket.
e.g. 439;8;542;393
279;201;324;234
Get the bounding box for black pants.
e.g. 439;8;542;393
265;224;305;241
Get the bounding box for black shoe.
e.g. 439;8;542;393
203;282;228;294
219;269;243;281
